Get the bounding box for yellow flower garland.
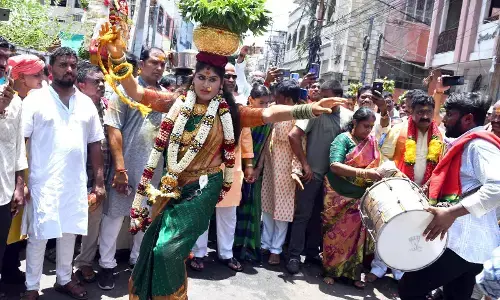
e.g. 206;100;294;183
404;137;442;165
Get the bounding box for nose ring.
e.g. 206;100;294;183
207;87;212;92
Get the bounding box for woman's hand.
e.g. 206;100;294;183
364;169;382;181
244;166;255;183
99;22;127;59
112;171;129;195
312;97;347;116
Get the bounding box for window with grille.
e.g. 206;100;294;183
405;0;434;25
378;57;427;90
165;16;172;37
157;7;164;34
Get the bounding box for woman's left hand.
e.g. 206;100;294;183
312;97;347;116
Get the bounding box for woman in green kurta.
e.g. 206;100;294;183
234;85;272;262
322;107;382;289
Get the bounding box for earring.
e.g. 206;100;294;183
219;87;223;95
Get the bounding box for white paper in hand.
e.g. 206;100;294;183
199;175;208;190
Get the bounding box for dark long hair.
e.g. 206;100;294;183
193;61;241;144
344;107;376;132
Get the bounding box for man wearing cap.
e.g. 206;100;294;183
8;55;45;100
2;54;45;287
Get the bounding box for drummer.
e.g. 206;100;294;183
398;92;500;299
367;90;446;283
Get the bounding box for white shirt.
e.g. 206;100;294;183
0;95;28;206
448;126;500;264
413;129;429;186
235;60;251;100
22;86;104;239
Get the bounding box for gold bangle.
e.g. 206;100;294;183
245;164;254;168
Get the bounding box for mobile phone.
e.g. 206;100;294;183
299;88;308;101
442;76;465;86
0;66;11;86
291;73;300;81
309;63;320;79
277;68;291;80
372;81;384;97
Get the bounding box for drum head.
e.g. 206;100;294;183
376;210;447;272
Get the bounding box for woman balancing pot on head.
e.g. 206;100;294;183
98;23;345;299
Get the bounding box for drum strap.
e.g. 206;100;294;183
434;186;481;208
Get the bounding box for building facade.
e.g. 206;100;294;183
282;0;432;97
426;0;500;97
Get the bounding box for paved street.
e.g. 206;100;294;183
2;242;399;300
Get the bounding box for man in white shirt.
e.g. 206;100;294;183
398;92;500;300
21;47;105;300
235;46;265;99
0;36;27;293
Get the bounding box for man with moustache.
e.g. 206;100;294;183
485;100;500;137
73;63;111;284
368;92;444;283
97;47;166;290
398;92;500;299
308;82;321;102
21;47;105;300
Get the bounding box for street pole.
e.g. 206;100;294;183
488;28;500;103
264;22;273;71
360;16;374;84
373;33;383;80
151;4;158;47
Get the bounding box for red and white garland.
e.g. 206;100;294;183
129;89;236;234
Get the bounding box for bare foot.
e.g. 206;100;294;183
323;277;335;285
365;272;378;283
268;253;280;265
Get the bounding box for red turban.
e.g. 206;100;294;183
7;55;45;80
196;51;228;69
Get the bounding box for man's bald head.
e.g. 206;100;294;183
225;63;235;73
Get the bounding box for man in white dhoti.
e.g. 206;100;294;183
21;47;105;300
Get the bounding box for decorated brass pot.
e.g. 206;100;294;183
193;26;239;56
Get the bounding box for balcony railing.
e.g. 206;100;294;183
436;28;458;54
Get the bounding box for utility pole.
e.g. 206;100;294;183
360;16;374;84
488;29;500;103
306;0;324;72
373;33;383;80
264;22;274;71
151;3;159;47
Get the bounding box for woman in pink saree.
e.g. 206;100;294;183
322;107;382;289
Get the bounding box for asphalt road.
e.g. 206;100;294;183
3;243;399;300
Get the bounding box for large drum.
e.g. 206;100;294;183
360;177;447;272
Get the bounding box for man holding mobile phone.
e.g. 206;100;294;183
0;36;28;294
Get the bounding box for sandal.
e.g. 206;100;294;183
20;291;39;300
268;253;280;266
54;280;88;300
323;277;335;285
75;266;96;283
365;272;378;283
220;257;244;272
189;257;204;272
353;280;365;290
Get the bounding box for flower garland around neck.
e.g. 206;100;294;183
129;88;236;234
403;116;443;184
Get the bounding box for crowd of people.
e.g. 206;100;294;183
1;30;500;300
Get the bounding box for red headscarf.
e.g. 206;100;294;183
7;55;45;80
196;51;228;69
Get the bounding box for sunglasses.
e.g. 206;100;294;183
224;74;238;80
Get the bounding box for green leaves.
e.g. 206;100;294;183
0;0;72;51
178;0;272;36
